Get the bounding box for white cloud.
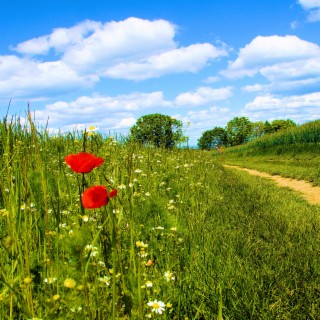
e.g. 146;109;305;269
62;18;177;73
3;18;227;99
242;93;320;124
297;0;320;21
32;91;171;130
244;92;320;111
242;84;269;93
223;35;320;78
104;43;227;80
222;35;320;94
298;0;320;9
14;20;102;55
175;86;233;106
0;55;97;99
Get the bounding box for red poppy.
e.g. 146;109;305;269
81;186;118;209
65;152;104;173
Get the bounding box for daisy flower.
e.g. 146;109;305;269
147;299;165;314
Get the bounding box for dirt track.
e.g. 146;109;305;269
224;165;320;205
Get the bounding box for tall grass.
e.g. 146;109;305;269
0;116;320;319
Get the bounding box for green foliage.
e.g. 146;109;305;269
197;127;227;150
250;121;265;140
264;119;297;134
226;116;253;146
130;113;185;148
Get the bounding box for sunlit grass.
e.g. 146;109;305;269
0;116;320;319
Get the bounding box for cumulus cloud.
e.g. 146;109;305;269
32;91;171;130
14;20;101;55
175;86;233;106
244;92;320;111
3;17;227;99
222;35;320;94
0;55;97;99
104;43;227;80
298;0;320;21
242;92;320;123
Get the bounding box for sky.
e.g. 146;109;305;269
1;0;320;145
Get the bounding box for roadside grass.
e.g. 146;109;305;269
216;119;320;185
0;117;320;319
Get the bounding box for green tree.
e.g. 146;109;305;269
198;127;228;150
130;113;185;148
251;121;266;140
265;119;297;134
226;116;253;146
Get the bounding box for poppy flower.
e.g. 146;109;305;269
65;152;104;173
81;186;118;209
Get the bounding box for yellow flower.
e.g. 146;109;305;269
53;294;60;301
24;277;32;284
64;278;76;289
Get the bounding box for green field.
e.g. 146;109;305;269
1;117;320;319
217;120;320;185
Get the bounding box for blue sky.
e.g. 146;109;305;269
1;0;320;145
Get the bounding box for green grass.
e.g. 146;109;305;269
216;120;320;185
0;117;320;319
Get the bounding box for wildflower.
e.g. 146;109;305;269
170;227;177;232
138;251;148;258
134;169;143;173
64;278;76;289
136;241;148;248
81;186;117;209
82;215;89;222
44;277;56;284
89;125;97;131
98;276;110;286
24;277;32;284
145;259;154;267
145;192;151;196
84;245;99;257
147;300;166;315
65;152;104;173
164;271;175;282
53;294;60;301
97;260;106;267
146;280;153;287
166;302;172;308
118;184;126;190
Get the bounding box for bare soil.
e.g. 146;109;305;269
224;165;320;205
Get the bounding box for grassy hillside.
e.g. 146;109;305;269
1;118;320;319
216;120;320;185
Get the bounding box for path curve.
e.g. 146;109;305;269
224;165;320;205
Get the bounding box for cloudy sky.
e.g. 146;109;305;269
1;0;320;145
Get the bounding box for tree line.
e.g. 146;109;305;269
128;113;297;149
197;117;297;150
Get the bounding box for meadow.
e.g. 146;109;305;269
1;116;320;319
217;120;320;185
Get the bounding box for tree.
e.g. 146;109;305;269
250;121;266;140
130;113;185;148
264;119;297;134
198;127;228;150
226;116;253;146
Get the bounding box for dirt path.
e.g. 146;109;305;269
224;165;320;205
